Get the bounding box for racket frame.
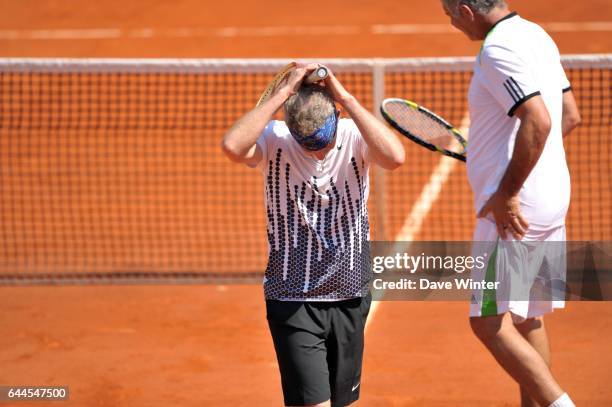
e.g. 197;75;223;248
256;63;330;107
256;62;297;107
380;98;467;162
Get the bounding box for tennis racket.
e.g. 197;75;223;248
256;64;329;107
380;98;467;162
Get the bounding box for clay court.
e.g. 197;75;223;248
0;0;611;406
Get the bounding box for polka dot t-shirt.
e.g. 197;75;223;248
254;119;372;300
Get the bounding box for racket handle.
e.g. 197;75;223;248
304;66;328;84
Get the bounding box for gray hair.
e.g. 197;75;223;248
284;85;335;137
443;0;506;15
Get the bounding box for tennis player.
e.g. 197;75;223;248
440;1;581;406
222;63;404;407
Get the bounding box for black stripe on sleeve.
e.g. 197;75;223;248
503;80;519;103
508;91;541;117
509;77;525;98
562;86;572;93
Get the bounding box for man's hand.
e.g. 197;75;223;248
478;191;529;240
275;63;320;100
322;68;404;170
322;69;354;106
222;62;317;166
476;96;550;241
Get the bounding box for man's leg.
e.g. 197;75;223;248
470;312;564;406
267;300;332;407
327;294;371;407
515;316;551;407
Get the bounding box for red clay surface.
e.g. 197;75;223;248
1;287;612;406
0;1;611;406
0;0;610;57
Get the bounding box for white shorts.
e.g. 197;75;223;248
469;218;566;323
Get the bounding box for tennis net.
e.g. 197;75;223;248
0;56;610;284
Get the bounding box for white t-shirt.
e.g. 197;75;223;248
254;119;372;300
467;13;572;231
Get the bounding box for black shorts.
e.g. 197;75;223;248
266;294;372;407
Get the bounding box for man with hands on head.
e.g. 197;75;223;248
222;63;404;407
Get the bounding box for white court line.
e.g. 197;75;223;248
394;113;470;246
393;155;459;239
0;21;610;40
365;114;470;332
213;25;361;37
542;21;612;32
373;21;612;34
371;24;457;34
0;28;123;40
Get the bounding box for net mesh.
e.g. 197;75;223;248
0;56;609;283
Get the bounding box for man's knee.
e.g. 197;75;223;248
515;316;544;335
470;314;507;343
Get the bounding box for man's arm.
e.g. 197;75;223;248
561;90;581;137
221;64;317;166
478;96;551;239
323;71;405;170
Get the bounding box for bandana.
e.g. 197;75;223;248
290;111;339;151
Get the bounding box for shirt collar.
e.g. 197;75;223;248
488;11;518;34
478;12;518;63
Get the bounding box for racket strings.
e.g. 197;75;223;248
385;102;465;154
